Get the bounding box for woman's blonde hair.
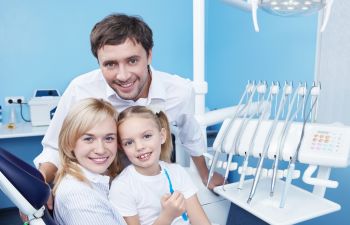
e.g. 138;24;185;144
53;98;122;194
117;106;173;162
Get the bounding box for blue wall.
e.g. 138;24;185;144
0;0;193;121
206;1;318;109
1;1;348;225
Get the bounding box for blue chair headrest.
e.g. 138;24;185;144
0;148;57;225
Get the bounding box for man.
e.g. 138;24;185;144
34;14;224;200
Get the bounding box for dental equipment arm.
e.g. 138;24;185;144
251;0;259;32
320;0;334;32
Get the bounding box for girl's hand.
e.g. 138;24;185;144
159;191;186;222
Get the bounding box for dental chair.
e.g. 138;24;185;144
0;147;57;225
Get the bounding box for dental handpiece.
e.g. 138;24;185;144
223;113;252;190
238;83;271;190
207;81;253;187
270;83;304;196
248;82;288;204
222;85;257;189
236;103;264;190
280;85;320;208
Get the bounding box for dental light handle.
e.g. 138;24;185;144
320;0;334;32
279;161;295;208
251;0;259;32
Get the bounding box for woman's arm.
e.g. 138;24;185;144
185;194;211;225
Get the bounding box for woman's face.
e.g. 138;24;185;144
74;116;118;174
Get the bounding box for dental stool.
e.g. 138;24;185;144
0;148;57;225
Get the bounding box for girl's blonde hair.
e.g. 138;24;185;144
53;98;122;194
117;106;173;162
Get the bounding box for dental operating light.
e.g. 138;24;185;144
260;0;327;16
224;0;334;32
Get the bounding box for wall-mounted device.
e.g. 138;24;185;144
28;89;60;126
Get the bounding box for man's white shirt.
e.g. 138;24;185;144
34;67;205;168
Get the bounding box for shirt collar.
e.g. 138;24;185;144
148;66;166;101
78;164;111;184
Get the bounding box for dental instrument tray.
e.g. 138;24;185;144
214;178;340;225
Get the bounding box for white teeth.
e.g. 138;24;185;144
91;157;108;163
120;82;133;88
138;153;151;160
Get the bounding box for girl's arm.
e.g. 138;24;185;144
123;192;185;225
155;192;186;225
124;215;141;225
185;194;211;225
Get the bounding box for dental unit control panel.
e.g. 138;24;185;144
298;123;350;167
203;80;350;225
224;119;350;168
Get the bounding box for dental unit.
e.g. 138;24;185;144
199;80;350;225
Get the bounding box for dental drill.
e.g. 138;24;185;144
237;81;270;190
279;83;321;208
247;81;292;204
221;83;257;190
207;81;255;187
270;82;307;197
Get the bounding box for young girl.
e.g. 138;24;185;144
109;106;211;225
53;98;126;225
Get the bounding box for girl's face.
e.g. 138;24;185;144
118;116;166;176
74;116;117;174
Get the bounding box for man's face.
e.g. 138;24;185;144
97;39;152;101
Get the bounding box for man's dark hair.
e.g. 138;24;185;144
90;13;153;59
